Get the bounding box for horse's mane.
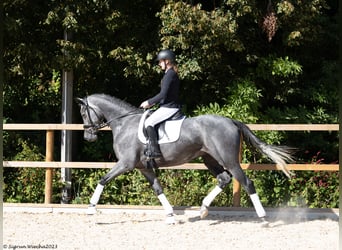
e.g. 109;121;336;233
89;93;140;112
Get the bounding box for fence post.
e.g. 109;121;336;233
232;134;243;207
44;130;54;204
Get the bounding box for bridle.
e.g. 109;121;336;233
82;97;141;133
82;98;109;134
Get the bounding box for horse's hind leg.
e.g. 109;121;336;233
138;167;175;224
200;155;232;219
229;165;266;219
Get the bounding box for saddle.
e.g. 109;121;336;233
138;110;186;144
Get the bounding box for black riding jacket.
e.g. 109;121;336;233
148;68;180;108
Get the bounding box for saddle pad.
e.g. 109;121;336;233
138;110;186;144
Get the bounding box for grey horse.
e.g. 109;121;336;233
76;93;294;224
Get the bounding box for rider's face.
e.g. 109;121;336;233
158;60;167;70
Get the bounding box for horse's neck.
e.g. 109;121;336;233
102;105;129;120
89;95;140;125
97;100;136;121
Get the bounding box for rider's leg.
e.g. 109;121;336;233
145;126;162;158
144;107;179;158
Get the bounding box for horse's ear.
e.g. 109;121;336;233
75;97;85;105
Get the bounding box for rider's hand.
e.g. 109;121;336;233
140;100;152;109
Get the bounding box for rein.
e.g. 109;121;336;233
83;97;140;130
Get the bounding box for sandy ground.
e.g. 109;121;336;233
3;208;339;250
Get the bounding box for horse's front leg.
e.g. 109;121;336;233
87;160;135;215
139;167;175;225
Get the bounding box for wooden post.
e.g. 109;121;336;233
45;130;54;204
232;134;243;207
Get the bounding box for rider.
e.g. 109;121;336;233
140;49;181;158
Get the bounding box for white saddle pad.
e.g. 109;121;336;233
138;110;186;144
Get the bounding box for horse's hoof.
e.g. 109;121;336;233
87;205;97;215
260;217;270;228
200;205;208;219
165;214;176;225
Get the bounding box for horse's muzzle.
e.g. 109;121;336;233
84;129;98;142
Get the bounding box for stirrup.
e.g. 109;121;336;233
144;149;162;159
144;142;162;158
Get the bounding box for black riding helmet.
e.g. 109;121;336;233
156;49;176;63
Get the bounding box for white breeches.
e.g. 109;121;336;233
144;107;179;128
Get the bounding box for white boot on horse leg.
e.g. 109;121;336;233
250;193;269;227
200;186;222;219
199;170;231;219
158;194;176;224
87;184;104;215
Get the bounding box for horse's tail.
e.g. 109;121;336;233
232;120;295;178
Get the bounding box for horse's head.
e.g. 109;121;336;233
76;97;105;142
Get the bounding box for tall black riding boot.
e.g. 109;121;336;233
145;126;162;158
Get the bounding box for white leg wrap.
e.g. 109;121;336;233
158;194;173;215
202;186;222;207
250;193;266;218
90;184;104;205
